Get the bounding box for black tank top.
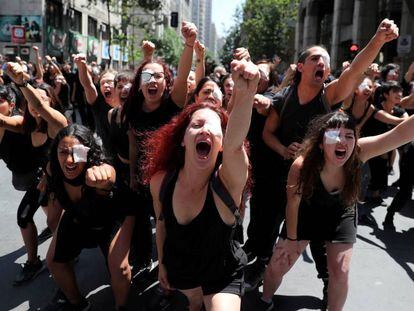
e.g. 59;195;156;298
0;130;44;173
109;106;129;160
162;170;244;284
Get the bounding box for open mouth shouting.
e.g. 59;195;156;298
195;139;212;160
64;163;80;177
148;86;158;96
334;147;347;160
104;90;112;99
315;69;324;81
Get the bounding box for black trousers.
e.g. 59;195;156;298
388;144;414;215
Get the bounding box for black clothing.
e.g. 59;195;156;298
345;96;376;127
109;107;129;160
90;94;112;154
161;170;245;291
0;131;42;174
281;177;357;244
53;187;121;262
387;142;414;216
364;105;406;192
272;85;330;158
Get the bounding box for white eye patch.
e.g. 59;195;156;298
213;86;223;102
72;144;90;163
388;69;397;76
141;69;154;85
228;80;234;88
321;52;331;69
324;129;341;144
358;81;369;92
204;119;223;138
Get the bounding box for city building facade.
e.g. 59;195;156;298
0;0;127;69
295;0;414;74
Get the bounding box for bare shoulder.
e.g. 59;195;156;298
150;171;167;196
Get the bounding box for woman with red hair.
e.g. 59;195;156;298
107;22;197;310
144;59;259;311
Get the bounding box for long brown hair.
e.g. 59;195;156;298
297;111;360;206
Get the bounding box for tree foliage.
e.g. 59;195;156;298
220;0;299;66
150;28;183;68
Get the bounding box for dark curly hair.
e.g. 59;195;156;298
49;124;109;194
297;111;360;206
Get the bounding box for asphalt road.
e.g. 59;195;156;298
1;160;414;311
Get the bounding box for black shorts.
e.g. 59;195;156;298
53;212;121;263
281;207;357;244
173;269;244;297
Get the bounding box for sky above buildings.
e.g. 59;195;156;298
212;0;244;38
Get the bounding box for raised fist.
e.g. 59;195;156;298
181;21;197;46
375;19;399;44
231;59;260;93
142;40;155;57
6;62;27;85
233;47;251;62
194;40;205;59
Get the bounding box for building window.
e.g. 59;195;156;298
88;17;98;37
70;9;82;33
101;23;109;40
46;0;63;29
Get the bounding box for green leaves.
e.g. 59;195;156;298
220;0;299;67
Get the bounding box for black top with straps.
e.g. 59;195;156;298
0;130;48;173
160;169;246;289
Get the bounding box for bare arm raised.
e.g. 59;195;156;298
6;62;67;138
73;54;98;105
359;114;414;163
326;19;399;105
219;59;259;205
171;21;198;107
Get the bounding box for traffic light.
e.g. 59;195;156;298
349;43;359;59
170;12;178;28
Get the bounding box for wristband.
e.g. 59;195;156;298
286;236;297;241
185;42;194;48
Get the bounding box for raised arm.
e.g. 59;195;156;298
141;40;155;63
359;114;414;162
73;54;98;105
326;19;399;104
399;92;414;109
171;21;197;107
32;46;44;81
0;115;24;133
194;40;205;85
45;55;63;76
219;59;259;202
6;62;67;137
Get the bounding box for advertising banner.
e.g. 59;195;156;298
69;31;87;54
87;36;99;61
46;26;67;57
0;15;19;42
0;15;41;42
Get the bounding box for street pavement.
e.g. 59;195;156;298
1;160;414;311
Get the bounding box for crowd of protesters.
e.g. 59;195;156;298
0;18;413;311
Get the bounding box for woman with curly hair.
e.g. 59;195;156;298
261;110;414;311
142;59;258;311
107;21;197;310
44;124;120;310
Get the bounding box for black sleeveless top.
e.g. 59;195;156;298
0;130;47;173
55;186;116;230
346;95;373;126
161;170;245;287
109;106;129;160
